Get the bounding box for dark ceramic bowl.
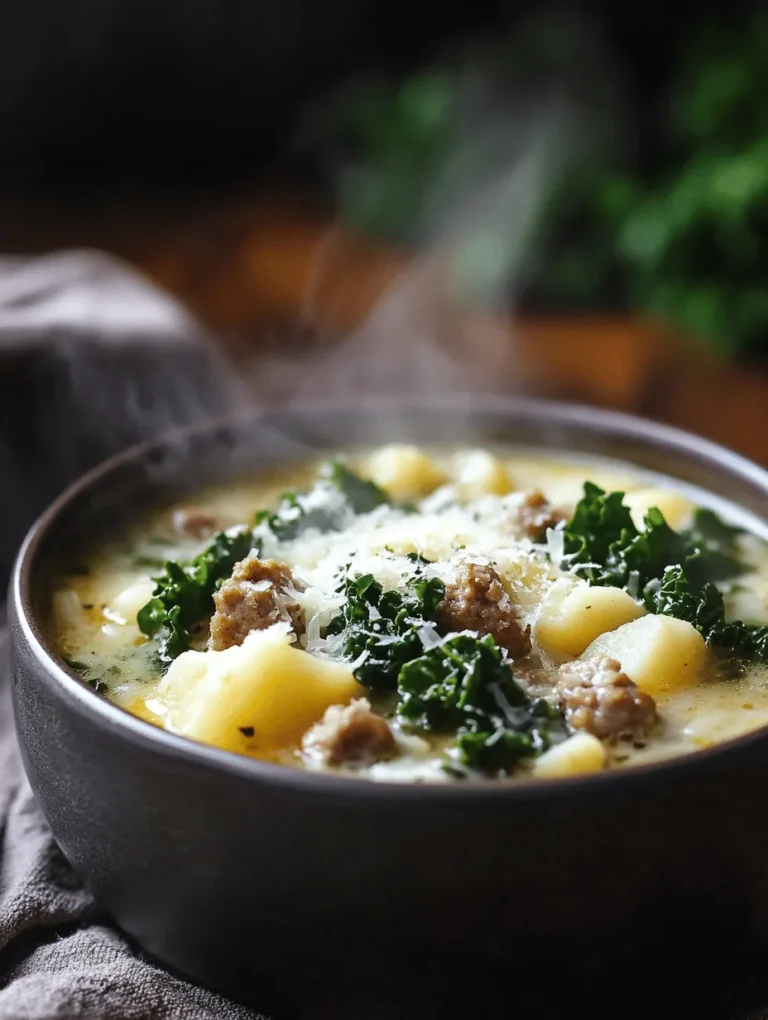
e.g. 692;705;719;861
10;397;768;1019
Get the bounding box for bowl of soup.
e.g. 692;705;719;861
10;397;768;1018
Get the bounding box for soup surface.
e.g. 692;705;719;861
52;445;768;783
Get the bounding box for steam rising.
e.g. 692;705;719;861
288;96;572;411
0;39;602;574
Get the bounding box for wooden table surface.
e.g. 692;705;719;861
3;192;767;464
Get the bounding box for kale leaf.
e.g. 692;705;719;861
643;565;726;633
325;460;390;514
138;528;254;663
397;632;521;729
684;507;746;583
562;484;745;591
254;462;390;542
556;483;764;661
563;484;687;591
454;697;567;775
708;619;768;661
398;632;567;774
563;481;638;577
326;566;445;690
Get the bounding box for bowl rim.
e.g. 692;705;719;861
12;392;768;804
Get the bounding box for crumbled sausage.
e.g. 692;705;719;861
172;507;219;539
436;561;532;660
555;656;658;741
302;698;395;765
515;489;567;542
210;556;305;650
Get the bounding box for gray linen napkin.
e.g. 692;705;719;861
0;253;266;1018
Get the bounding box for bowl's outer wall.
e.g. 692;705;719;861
11;400;768;1016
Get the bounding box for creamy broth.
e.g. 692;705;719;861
51;446;768;783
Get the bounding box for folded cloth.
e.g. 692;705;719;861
0;252;265;1018
0;250;251;587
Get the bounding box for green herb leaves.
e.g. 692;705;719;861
398;633;566;773
325;461;390;514
556;483;761;661
327;566;446;691
138;529;254;663
254;460;390;542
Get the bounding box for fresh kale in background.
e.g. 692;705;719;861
612;13;768;356
307;9;768;356
556;483;768;661
138;529;254;663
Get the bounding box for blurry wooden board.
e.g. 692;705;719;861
1;194;767;464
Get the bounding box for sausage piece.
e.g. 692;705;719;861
302;698;395;765
555;656;658;741
210;556;304;650
515;489;567;542
172;507;219;539
436;561;532;660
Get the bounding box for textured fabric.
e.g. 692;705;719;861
0;253;267;1017
0;631;263;1020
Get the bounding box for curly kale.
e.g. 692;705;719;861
643;565;726;632
397;633;567;774
684;507;747;583
255;461;390;541
325;461;390;513
454;698;567;774
326;565;445;691
138;528;254;663
561;484;746;589
556;482;764;661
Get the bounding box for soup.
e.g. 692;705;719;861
51;445;768;783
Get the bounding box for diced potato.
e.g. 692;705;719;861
535;580;646;659
583;614;707;697
158;623;362;754
533;733;606;778
453;450;514;498
110;577;156;624
365;444;447;501
624;487;694;531
52;590;84;630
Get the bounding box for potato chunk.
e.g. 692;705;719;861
453;450;514;498
624;487;694;531
158;623;362;754
365;444;446;501
535;580;646;658
110;577;156;623
533;733;606;778
583;614;707;697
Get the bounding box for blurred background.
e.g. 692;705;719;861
0;0;766;500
